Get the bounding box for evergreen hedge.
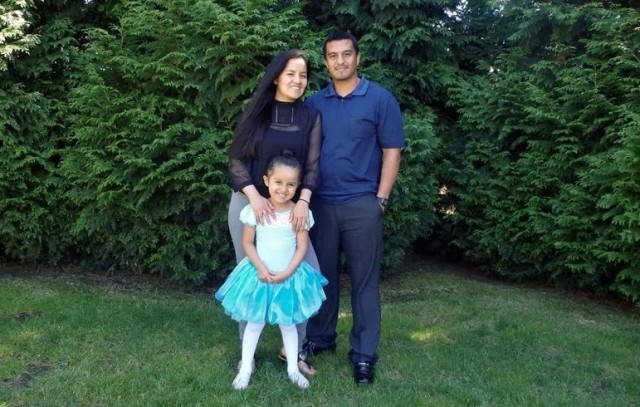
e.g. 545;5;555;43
2;0;639;303
447;2;640;301
0;0;88;263
62;0;321;282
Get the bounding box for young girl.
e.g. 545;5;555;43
215;155;328;390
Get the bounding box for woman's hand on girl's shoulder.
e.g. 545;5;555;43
250;196;275;225
290;201;309;231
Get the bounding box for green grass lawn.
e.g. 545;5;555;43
1;257;639;407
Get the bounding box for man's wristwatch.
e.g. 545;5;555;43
377;196;389;208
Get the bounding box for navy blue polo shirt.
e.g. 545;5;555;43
305;76;405;203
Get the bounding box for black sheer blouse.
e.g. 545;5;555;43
229;101;321;199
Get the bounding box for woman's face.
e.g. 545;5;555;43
274;57;308;102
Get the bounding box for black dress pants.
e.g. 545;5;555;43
308;194;383;364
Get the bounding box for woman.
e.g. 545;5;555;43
227;50;321;376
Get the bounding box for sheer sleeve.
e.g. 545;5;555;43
301;112;321;192
228;156;253;192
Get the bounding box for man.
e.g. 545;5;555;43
302;31;405;385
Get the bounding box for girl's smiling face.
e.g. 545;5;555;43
263;164;300;207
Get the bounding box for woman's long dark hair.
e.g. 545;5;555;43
230;50;310;159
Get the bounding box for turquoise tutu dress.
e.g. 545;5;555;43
215;204;328;325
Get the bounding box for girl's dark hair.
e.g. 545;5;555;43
265;153;302;179
230;50;310;159
322;31;359;58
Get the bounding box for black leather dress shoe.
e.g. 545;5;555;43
354;362;374;384
300;340;337;359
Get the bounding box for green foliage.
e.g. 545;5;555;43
383;113;440;274
0;0;40;71
0;82;66;262
0;0;90;263
580;109;640;301
62;0;320;282
303;0;459;111
4;0;640;305
448;2;640;301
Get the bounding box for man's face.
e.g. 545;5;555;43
324;39;360;82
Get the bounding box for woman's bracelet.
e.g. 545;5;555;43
298;198;310;205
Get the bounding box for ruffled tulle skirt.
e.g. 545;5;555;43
215;257;328;325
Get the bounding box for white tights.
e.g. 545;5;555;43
234;322;309;389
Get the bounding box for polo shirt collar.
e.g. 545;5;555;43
326;75;369;98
